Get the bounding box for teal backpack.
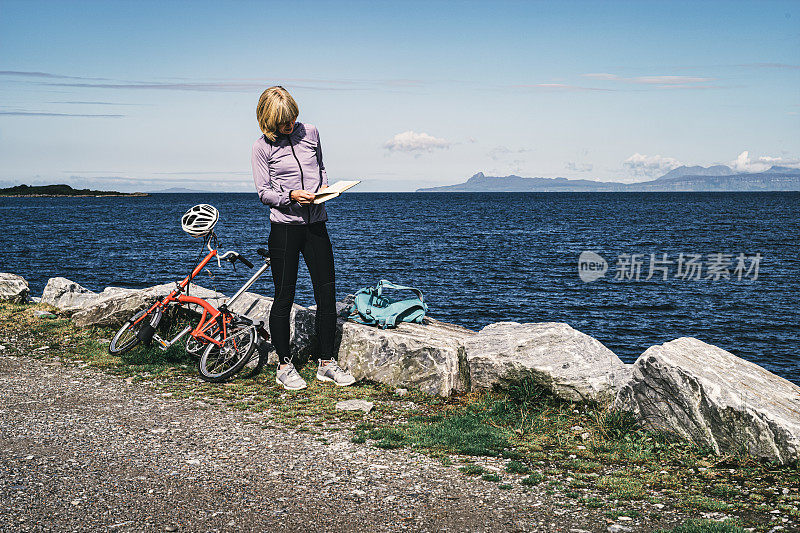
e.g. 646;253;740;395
347;280;429;329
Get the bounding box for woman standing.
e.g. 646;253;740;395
251;86;355;390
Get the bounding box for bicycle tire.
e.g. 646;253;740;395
109;309;152;355
198;323;256;383
239;339;270;379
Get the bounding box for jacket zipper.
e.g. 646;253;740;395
288;136;309;223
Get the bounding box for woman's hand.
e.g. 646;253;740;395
290;189;315;205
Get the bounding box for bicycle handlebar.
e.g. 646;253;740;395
218;250;253;269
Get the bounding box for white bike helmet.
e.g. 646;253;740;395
181;204;219;237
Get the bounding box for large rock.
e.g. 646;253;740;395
337;317;476;397
0;273;29;303
72;283;225;328
228;291;273;320
41;277;97;312
71;287;150;328
464;322;628;403
615;337;800;464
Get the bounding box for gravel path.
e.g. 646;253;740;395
0;355;668;532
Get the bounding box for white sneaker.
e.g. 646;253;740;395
276;363;307;390
316;360;356;386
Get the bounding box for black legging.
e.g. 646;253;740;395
267;221;336;364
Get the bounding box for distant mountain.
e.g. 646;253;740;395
0;184;147;197
763;166;798;174
419;172;619;192
654;165;733;181
416;167;800;193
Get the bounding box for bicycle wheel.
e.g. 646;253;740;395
198;323;256;382
109;309;151;355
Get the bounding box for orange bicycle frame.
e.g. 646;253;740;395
131;248;228;346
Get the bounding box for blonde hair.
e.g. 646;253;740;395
256;86;299;142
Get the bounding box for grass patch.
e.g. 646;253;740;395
404;409;510;456
597;475;646;500
597;409;638;440
708;483;739;499
368;427;407;449
680;495;735;512
458;464;485;476
521;472;545;486
579;496;605;509
566;458;602;473
658;519;746;533
505;460;531;474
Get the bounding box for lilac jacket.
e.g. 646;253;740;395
251;122;329;225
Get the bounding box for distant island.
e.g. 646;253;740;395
416;165;800;192
0;184;148;197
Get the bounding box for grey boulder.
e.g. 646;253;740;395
614;337;800;464
227;291;273;320
72;283;224;328
71;287;150;328
464;321;628;403
0;273;29;303
41;277;97;312
337;317;475;397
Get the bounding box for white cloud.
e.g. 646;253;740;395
487;145;531;160
582;73;715;86
633;75;713;85
513;82;614;92
623;153;683;178
731;151;800;172
565;162;593;173
384;131;449;153
582;73;619;81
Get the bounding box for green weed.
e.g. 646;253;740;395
658;519;746;533
505;460;531;474
521;472;545;486
459;464;485;476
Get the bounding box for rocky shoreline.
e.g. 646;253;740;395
2;272;799;465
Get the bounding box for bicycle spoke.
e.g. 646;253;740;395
198;321;256;382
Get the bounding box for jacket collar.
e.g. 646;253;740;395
274;122;306;144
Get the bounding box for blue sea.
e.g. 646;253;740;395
2;192;798;385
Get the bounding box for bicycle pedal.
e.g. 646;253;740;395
153;335;169;351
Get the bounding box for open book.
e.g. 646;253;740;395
313;180;361;204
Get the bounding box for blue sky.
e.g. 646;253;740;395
1;0;798;192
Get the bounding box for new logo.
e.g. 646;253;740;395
578;251;608;283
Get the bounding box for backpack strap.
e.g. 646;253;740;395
375;279;425;305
